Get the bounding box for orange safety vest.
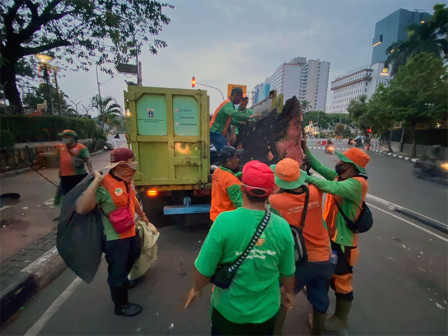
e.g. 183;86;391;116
101;174;137;239
209;99;231;135
269;185;331;262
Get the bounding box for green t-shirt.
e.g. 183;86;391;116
210;101;251;134
95;186;123;241
195;207;295;324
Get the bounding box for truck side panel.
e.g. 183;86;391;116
124;87;209;188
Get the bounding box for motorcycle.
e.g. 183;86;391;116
413;159;448;184
325;144;335;154
354;138;363;148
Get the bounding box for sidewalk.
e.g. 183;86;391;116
0;148;112;325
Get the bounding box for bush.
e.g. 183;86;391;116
0;129;15;148
0;115;97;142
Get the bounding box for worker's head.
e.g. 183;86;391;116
230;87;243;105
239;96;249;110
335;147;370;179
241;160;275;203
59;129;77;146
270;158;307;191
106;147;137;182
218;145;243;172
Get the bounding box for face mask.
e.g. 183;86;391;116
62;138;70;144
335;163;348;176
128;161;138;170
113;162;136;182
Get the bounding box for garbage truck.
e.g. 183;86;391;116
124;85;304;226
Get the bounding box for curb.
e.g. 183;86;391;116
0;247;66;325
370;149;414;162
366;194;448;234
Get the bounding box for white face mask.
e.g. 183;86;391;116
128;161;138;170
62;138;70;144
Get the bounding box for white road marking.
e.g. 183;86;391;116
24;277;83;336
368;204;448;243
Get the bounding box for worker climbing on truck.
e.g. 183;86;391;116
209;87;256;151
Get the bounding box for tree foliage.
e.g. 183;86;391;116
350;52;447;157
0;0;174;114
92;95;122;130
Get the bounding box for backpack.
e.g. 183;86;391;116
335;200;373;234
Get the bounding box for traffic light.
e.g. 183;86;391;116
191;76;196;88
367;128;372;133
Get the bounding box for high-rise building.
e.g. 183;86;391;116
253;79;271;104
330;63;390;115
371;9;431;64
260;57;330;111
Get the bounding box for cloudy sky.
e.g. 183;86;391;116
55;0;436;116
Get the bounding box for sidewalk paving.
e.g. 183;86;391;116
0;147;115;325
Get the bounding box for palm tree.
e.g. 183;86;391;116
91;95;122;130
385;4;447;75
301;100;312;112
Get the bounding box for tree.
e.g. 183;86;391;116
301;100;312;112
302;110;329;130
334;123;345;137
24;83;71;115
382;53;447;157
92;95;122;130
385;3;447;75
347;95;372;136
1;0;173;114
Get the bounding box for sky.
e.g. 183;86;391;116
51;0;437;116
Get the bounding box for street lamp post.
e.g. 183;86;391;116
49;65;62;115
191;75;224;101
34;53;54;115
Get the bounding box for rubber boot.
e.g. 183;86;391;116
110;285;142;317
273;305;288;336
324;297;352;331
307;308;326;335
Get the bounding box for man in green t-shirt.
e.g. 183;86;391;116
185;161;295;335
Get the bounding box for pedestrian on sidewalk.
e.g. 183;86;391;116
57;129;93;196
302;141;370;331
76;147;149;317
210;145;243;222
185;161;295;336
269;158;334;335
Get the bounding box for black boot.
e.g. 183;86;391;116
110;285;142;317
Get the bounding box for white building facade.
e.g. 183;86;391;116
330;63;390;115
263;57;330;111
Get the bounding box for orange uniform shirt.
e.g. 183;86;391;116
210;167;242;221
58;143;89;176
269;185;331;262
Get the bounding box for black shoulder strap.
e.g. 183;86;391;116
334;199;354;227
228;210;271;272
300;186;310;229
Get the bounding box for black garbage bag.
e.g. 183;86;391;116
57;175;104;283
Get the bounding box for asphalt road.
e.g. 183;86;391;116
2;139;447;335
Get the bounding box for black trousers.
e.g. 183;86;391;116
60;174;87;195
104;235;141;306
211;307;278;336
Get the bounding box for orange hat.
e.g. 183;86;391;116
336;147;370;173
270;158;307;189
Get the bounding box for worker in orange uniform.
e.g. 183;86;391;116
269;158;334;335
302;142;370;331
210;145;243;221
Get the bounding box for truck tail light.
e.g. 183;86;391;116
146;189;158;197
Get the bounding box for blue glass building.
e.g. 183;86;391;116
371;9;431;64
